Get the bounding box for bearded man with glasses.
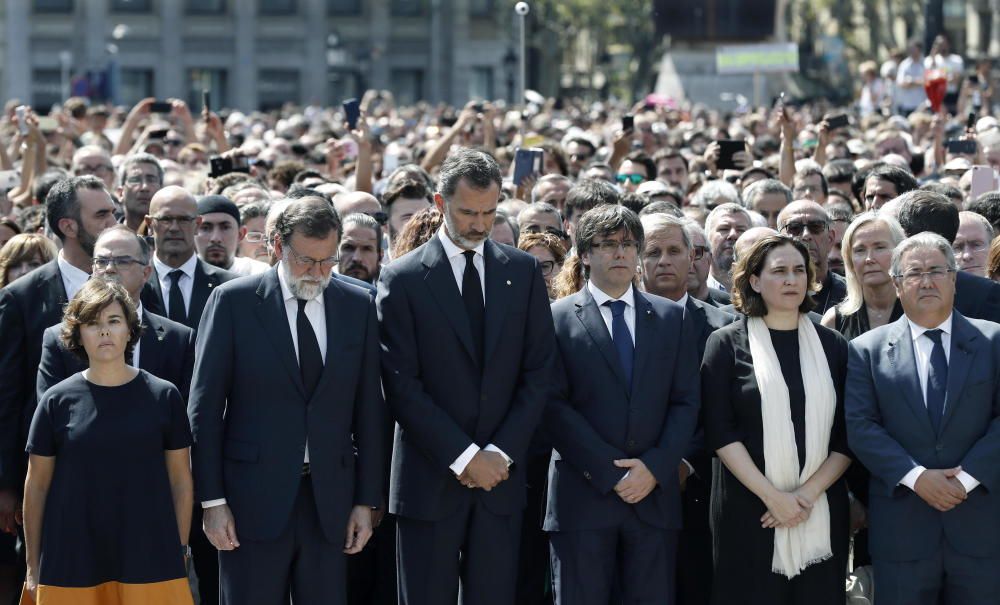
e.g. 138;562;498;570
777;200;847;314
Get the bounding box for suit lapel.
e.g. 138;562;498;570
421;238;478;364
483;241;511;364
941;312;978;433
886;318;936;436
138;310;164;374
574;289;628;390
255;271;307;398
189;260;219;327
629;293;656;401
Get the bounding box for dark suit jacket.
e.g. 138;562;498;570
141;256;237;330
703;287;731;308
0;261;67;489
955;270;1000;324
37;309;195;402
813;270;848;315
846;312;1000;561
376;237;556;522
188;268;386;542
543;287;700;531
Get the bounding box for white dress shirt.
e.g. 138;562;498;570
437;228;512;476
588;281;636;345
706;273;727;293
899;314;980;494
202;264;327;509
57;251;90;300
153;253;198;317
676;292;690;314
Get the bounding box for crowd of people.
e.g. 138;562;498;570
0;33;999;605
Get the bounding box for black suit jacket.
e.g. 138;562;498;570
0;261;67;488
188;268;386;542
955;270;1000;324
141;257;237;330
376;237;556;521
703;287;731;308
37;309;195;402
543;287;700;531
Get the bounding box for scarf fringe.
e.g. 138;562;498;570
771;551;834;579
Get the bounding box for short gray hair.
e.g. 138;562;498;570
705;202;752;236
437;147;502;202
275;196;341;246
96;224;151;264
117;152;164;187
683;220;707;245
959;210;995;241
342;212;383;254
890;232;958;278
743;178;792;210
519;201;563;224
640;214;691;250
691;180;740;210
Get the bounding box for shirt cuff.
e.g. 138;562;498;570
899;466;927;491
201;498;227;508
682;458;695;477
449;443;480;476
957;471;981;494
484;444;513;468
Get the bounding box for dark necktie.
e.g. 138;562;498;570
924;329;948;432
167;270;187;325
604;300;634;386
461;250;485;363
297;299;324;398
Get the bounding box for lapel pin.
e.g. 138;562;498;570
646;309;652;315
208;283;214;288
506;280;511;286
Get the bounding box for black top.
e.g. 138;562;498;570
28;371;192;587
813;271;848;316
833;299;904;341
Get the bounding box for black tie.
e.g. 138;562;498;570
167;270;187;325
924;329;948;432
604;300;634;386
297;299;324;398
461;250;485;363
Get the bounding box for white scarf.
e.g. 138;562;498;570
747;315;836;579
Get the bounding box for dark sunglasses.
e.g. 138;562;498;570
781;220;828;236
615;174;645;185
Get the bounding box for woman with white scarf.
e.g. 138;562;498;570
701;234;851;604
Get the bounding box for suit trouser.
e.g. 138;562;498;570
549;510;677;605
515;452;553;605
677;475;712;605
191;506;219;605
347;514;398;605
874;539;1000;605
395;497;522;605
219;475;346;605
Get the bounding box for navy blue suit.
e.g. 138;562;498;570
188;268;387;605
955;270;1000;324
377;236;555;605
847;312;1000;604
543;286;700;605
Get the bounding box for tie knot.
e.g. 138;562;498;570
604;300;627;317
462;250;477;265
168;269;184;284
925;328;944;345
297;298;308;312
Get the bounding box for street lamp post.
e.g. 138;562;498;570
515;2;529;106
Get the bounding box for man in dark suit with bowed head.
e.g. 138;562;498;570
36;225;195;401
638;212;732;605
545;204;700;605
188;197;387;605
847;232;1000;605
376;147;556;605
0;176;117;534
140;186;236;331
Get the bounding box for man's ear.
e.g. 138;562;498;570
58;217;79;241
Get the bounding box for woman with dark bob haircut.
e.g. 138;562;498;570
22;279;194;604
700;234;852;605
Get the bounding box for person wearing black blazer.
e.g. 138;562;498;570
544;206;700;605
377;149;556;605
0;177;117;541
638;213;734;605
140;186;236;331
188;198;386;605
36;227;195;402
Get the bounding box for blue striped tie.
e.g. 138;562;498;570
604;300;634;386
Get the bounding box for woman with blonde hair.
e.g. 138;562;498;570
0;234;57;289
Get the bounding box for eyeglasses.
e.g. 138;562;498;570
793;185;822;196
285;243;338;270
692;245;708;261
953;241;988;255
245;231;267;244
365;211;388;225
164;139;185;146
76;164;113;175
591;239;639;253
539;260;559;276
126;175;162;187
93;255;144;269
892;268;956;284
522;225;569;239
615;174;645;185
150;215;197;226
781;220;828;236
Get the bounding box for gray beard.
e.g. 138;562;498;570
279;260;330;300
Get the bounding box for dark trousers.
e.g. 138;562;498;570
549;511;677;605
347;513;398;605
396;498;522;605
191;505;219;605
677;475;712;605
515;453;553;605
219;475;346;605
874;540;1000;605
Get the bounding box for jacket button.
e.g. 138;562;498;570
627;440;636;448
936;444;943;452
583;471;592;480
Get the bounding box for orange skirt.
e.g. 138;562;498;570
20;578;193;605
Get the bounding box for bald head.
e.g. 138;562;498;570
734;227;779;261
776;200;826;230
146;186;200;267
149;185;197;216
333;192;381;219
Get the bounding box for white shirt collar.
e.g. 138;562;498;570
276;261;325;305
587;281;635;309
153;252;198;279
57;251;90;283
437;227;485;260
907;313;953;342
676;292;690;309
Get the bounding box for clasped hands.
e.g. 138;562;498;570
914;466;967;512
761;485;819;529
613;459;657;504
456;451;509;491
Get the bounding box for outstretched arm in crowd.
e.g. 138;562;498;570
350;114;373;194
202;110;230;154
777;104;795;187
113;98;154;156
420;101;482;173
9;113;44;208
